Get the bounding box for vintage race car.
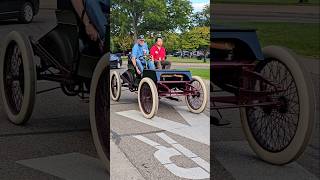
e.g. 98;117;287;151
211;26;315;165
109;56;208;118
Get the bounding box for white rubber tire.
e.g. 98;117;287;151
89;54;110;171
186;76;208;114
0;31;36;125
110;70;121;101
138;77;159;119
240;46;315;165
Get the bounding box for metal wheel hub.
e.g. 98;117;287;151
24;5;33;21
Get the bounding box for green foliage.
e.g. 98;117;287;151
112;35;134;53
192;4;210;27
111;0;193;38
164;32;181;53
181;27;210;51
111;0;209;53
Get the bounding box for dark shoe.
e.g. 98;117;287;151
211;116;231;126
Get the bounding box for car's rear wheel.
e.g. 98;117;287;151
240;46;315;165
19;2;34;23
186;76;208;114
0;31;36;125
110;71;121;101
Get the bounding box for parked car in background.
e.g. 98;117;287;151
182;51;191;58
110;54;122;69
173;51;182;57
0;0;39;23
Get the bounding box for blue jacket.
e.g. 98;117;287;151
131;43;149;60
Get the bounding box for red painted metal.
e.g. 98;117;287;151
210;60;286;109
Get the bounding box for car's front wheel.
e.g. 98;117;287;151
19;2;34;23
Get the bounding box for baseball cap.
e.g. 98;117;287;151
138;35;144;40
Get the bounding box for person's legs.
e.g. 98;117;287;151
161;60;171;69
136;59;144;74
84;0;107;41
154;61;161;69
147;61;156;70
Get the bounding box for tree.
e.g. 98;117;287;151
181;27;209;49
192;4;210;27
163;32;181;53
181;26;209;61
113;35;134;53
111;0;193;39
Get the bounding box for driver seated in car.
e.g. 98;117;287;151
131;35;155;75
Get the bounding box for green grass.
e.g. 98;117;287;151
177;68;210;80
121;56;210;64
167;56;209;64
213;0;319;5
216;21;320;59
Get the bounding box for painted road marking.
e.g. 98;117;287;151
117;106;210;145
214;141;318;180
17;153;107;180
134;133;210;179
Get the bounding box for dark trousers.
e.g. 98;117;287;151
155;60;171;69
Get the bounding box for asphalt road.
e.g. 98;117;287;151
110;68;210;180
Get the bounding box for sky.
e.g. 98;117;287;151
191;0;209;12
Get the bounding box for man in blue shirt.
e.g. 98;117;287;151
131;35;155;74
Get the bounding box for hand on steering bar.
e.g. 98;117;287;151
136;66;141;75
85;23;99;42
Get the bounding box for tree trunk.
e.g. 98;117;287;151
132;15;138;40
130;1;138;40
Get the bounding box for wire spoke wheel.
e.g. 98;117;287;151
138;78;158;119
140;83;153;114
186;76;208;114
4;43;25;114
111;74;118;98
0;31;36;125
247;60;299;152
110;71;121;101
187;80;204;110
240;46;314;165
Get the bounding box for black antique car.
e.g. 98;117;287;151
211;26;315;165
109;55;208;119
0;0;110;171
0;0;39;23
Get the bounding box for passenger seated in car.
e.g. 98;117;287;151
150;36;171;69
131;35;155;75
71;0;107;44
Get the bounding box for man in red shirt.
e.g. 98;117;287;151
150;37;171;69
